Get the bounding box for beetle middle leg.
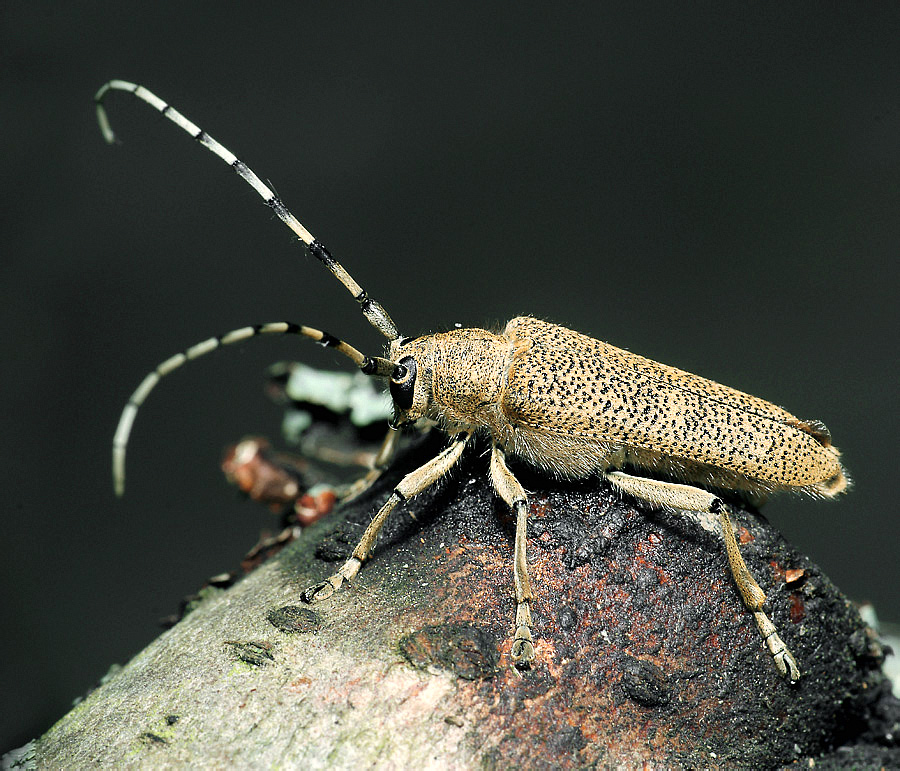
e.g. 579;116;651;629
303;431;472;602
604;470;800;682
489;445;536;669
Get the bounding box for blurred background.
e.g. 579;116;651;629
2;1;898;753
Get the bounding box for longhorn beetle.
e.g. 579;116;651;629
96;79;850;681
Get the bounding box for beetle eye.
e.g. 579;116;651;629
389;356;417;410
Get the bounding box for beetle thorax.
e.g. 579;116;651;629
425;328;510;433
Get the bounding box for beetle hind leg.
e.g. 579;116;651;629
605;470;800;683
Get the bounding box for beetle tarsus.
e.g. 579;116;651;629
754;610;800;682
302;580;336;603
303;559;360;603
511;635;535;670
511;601;535;668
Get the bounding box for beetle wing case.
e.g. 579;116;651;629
499;317;847;497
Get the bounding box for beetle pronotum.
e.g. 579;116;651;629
97;79;849;682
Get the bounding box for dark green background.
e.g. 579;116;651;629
2;1;898;753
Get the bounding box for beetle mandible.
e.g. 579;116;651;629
96;80;850;681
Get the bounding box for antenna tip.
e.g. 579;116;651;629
113;447;127;497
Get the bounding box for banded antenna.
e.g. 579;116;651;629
94;80;400;342
95;80;402;495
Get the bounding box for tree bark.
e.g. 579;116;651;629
17;436;900;769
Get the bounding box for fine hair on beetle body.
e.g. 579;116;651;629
96;80;850;683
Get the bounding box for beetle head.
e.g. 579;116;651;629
387;337;433;428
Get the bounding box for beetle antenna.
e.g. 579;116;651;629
95;80;401;341
112;322;395;496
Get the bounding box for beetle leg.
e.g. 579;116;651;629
338;426;402;503
303;432;471;602
605;470;800;683
489;445;535;669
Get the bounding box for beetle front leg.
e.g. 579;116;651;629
605;470;800;683
303;432;471;602
490;445;535;669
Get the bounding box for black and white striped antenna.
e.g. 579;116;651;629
95;80;402;496
95;80;400;340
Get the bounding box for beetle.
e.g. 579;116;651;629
96;79;849;681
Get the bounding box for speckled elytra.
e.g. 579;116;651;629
96;80;850;681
